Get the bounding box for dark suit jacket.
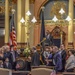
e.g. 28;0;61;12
61;50;66;61
53;52;62;72
61;50;67;71
4;62;12;69
4;52;13;64
45;34;53;46
31;52;40;66
11;51;18;62
0;56;4;62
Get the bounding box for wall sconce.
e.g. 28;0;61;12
20;10;37;48
20;10;37;24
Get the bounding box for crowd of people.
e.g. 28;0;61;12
31;44;75;73
23;44;75;73
0;45;20;70
0;44;75;73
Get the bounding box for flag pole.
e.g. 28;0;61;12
40;7;45;65
40;6;45;48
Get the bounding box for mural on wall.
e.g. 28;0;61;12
40;0;68;20
50;1;66;19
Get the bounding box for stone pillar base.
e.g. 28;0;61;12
68;42;74;49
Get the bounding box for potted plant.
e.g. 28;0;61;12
23;47;31;58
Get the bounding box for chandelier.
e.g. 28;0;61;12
20;10;37;24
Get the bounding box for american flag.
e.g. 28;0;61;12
9;14;17;50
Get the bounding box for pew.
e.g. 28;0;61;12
31;68;52;75
63;72;75;75
0;68;12;75
12;71;30;75
31;65;54;75
31;65;54;69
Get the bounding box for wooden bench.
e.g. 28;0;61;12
31;65;54;69
0;68;12;75
63;72;75;75
31;68;52;75
12;71;30;75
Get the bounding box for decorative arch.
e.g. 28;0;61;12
34;0;48;20
51;26;66;38
37;0;48;19
51;26;66;47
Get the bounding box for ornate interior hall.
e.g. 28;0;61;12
0;0;75;49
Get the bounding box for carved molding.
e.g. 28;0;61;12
68;42;74;49
0;6;5;14
74;0;75;5
9;0;17;4
34;24;68;48
30;0;35;4
0;6;12;14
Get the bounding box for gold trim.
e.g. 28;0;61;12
0;6;5;13
0;6;12;13
30;0;35;4
9;0;17;4
50;1;66;19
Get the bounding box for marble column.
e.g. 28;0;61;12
21;0;25;43
68;0;74;48
17;0;22;44
29;1;35;47
25;0;30;43
5;0;9;44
